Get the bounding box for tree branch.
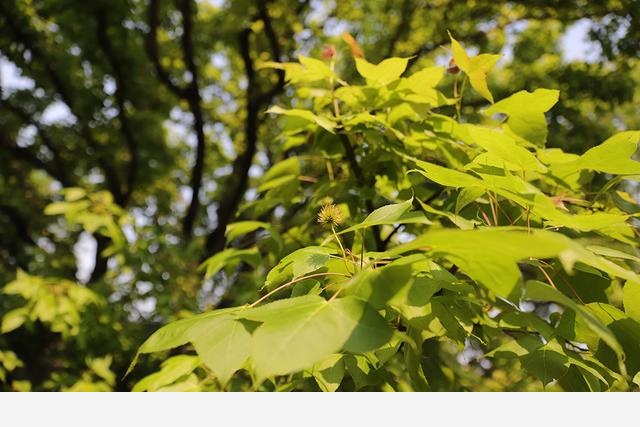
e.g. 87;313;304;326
144;0;189;98
96;11;139;204
0;203;35;246
145;0;207;239
178;0;207;240
337;132;384;251
256;0;285;104
204;2;290;257
205;27;258;256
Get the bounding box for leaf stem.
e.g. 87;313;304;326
360;229;365;271
332;224;352;274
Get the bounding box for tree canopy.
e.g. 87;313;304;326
1;0;639;392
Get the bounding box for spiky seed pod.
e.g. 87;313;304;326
317;204;344;228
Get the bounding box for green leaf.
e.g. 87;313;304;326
199;247;261;279
403;337;430;391
297;55;339;83
1;308;28;334
551;131;640;179
261;56;341;85
548;263;610;304
355;57;410;85
266;106;336;133
396;66;447;105
245;295;346;379
449;33;501;103
402;66;444;90
412;228;573;297
464;125;547;172
484;335;542;358
339;198;431;234
136;309;241;355
311;354;345;392
412;160;484;188
264;246;336;289
226;221;270;242
257;174;296;192
261;156;301;183
623;282;640;323
347;198;411;227
585;303;640;377
485;89;559;145
519;340;569;386
524;280;624;364
241;295;390;379
88;356;115;386
133;355;200;392
344;354;378;390
341;263;413;309
332;297;393;353
188;317;251;385
416;198;478;229
455;186;484;213
226;221;283;251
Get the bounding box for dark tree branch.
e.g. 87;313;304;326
0;203;35;246
337;132;384;251
144;0;189;98
381;224;403;249
204;2;290;257
256;0;285;104
88;234;110;284
205;28;258;256
96;11;139;204
178;0;207;240
145;0;207;239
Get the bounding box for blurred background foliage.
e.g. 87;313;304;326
0;0;639;391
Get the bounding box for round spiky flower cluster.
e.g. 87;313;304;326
317;204;344;228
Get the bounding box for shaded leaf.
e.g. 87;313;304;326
311;353;345;392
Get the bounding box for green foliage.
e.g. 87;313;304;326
2;0;640;393
130;37;640;391
1;270;99;336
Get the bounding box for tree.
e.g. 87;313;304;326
0;0;639;391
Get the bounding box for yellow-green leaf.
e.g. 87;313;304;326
355;57;410;85
449;33;500;103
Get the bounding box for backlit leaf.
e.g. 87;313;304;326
623;282;640;323
485;89;559;145
450;33;501;103
267;106;336;133
355;57;410;85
